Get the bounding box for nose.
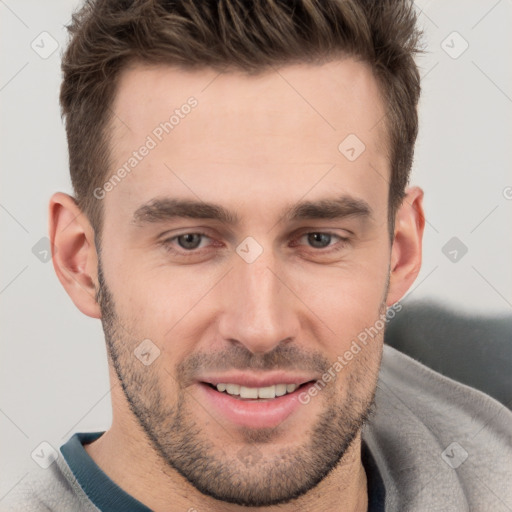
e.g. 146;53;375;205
217;250;299;354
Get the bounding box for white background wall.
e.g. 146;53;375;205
1;0;511;498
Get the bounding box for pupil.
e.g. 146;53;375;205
308;233;330;248
178;233;201;249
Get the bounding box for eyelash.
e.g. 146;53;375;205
160;231;350;257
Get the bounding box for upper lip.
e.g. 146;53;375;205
199;372;318;388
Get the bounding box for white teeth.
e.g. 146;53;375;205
226;383;240;395
275;384;287;397
240;386;259;399
215;382;300;398
258;385;276;399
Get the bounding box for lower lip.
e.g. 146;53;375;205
197;382;315;429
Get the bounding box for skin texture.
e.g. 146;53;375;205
49;58;424;512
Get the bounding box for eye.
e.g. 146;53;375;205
161;232;213;253
176;233;206;250
297;232;346;250
159;230;349;260
303;232;335;249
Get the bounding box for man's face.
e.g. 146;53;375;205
98;58;393;506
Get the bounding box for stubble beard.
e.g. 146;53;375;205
96;260;383;506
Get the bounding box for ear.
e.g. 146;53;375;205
386;186;425;306
49;192;101;319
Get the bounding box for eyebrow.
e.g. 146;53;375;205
132;195;373;226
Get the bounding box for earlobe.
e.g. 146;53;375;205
386;186;425;306
49;192;101;319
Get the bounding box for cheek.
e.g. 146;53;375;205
105;260;219;360
289;250;390;339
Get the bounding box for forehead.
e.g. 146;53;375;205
111;58;388;151
104;59;389;222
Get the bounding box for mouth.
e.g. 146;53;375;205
196;376;318;429
203;381;315;401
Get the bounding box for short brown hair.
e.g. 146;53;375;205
60;0;422;234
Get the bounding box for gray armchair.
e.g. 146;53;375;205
384;301;512;409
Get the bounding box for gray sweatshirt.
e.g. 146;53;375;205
1;345;511;511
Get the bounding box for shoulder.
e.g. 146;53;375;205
378;344;511;432
364;345;512;511
0;455;98;512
